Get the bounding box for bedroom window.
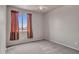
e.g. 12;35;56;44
10;10;33;41
18;12;27;32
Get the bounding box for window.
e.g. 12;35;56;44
18;12;27;32
10;10;33;41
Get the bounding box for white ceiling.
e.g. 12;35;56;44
10;5;63;13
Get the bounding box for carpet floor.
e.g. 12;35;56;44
6;40;79;54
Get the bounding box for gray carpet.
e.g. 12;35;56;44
6;40;79;54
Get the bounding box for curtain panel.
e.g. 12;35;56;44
27;13;33;38
10;10;19;41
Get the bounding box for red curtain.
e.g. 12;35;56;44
27;13;33;38
10;10;19;40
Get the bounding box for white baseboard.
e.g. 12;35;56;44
48;39;79;51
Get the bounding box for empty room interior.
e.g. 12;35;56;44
0;5;79;54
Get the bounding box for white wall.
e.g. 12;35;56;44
44;6;79;50
0;5;6;53
6;6;44;46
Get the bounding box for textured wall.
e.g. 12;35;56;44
44;6;79;50
0;5;6;53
